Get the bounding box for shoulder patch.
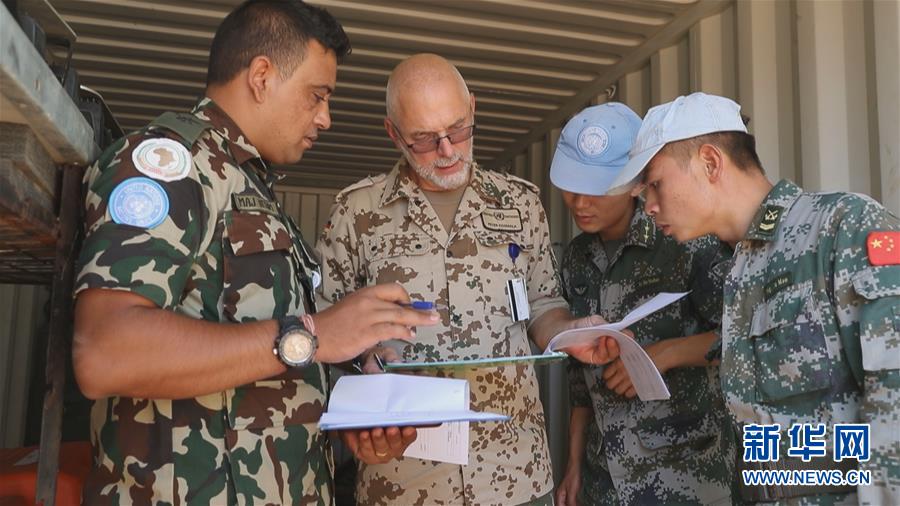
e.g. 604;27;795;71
131;138;192;182
108;177;169;229
503;172;540;194
336;174;387;201
149;112;212;147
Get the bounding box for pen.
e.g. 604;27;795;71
398;301;448;311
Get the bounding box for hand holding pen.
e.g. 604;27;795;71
354;300;445;373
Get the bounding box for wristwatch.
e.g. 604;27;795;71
274;316;317;368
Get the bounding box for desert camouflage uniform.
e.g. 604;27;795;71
316;159;568;505
75;98;332;505
561;201;736;505
723;179;900;504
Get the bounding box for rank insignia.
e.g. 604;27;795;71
757;205;783;234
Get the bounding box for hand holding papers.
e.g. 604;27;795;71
320;374;508;465
318;374;509;430
545;292;690;401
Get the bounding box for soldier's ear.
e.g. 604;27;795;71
247;55;274;103
697;144;724;183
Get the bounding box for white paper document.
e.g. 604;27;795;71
318;374;509;431
403;422;470;465
545;292;690;401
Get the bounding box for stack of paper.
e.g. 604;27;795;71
544;292;690;401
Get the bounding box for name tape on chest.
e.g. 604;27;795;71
232;194;278;215
482;208;523;232
764;272;794;299
132;138;192;182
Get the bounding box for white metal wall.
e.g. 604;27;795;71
509;0;900;484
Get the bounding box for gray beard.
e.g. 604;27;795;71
402;145;474;190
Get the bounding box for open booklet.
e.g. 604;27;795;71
319;374;509;465
318;374;509;431
544;291;690;401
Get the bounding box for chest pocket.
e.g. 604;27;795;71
852;267;900;371
750;282;831;402
365;233;432;297
223;209;295;323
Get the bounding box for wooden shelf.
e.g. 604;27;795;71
0;2;98;284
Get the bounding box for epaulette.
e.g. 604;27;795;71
503;172;541;194
148;112;213;147
336;173;387;201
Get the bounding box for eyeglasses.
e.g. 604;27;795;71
396;124;476;154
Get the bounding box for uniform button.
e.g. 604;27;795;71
415;244;422;250
447;251;453;258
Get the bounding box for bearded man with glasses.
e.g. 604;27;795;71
316;53;616;505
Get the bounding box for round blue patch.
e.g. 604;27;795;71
108;177;169;229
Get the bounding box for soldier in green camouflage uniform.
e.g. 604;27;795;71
549;104;736;506
317;54;612;506
610;92;900;504
73;3;435;504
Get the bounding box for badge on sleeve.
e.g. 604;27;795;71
108;177;169;229
131;138;192;182
867;231;900;266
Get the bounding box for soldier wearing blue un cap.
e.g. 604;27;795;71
552;102;737;506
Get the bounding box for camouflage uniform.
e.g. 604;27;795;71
561;201;736;505
723;179;900;504
316;159;568;505
75;98;332;505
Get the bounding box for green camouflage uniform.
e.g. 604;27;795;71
316;160;568;505
562;201;736;506
75;98;332;505
723;179;900;504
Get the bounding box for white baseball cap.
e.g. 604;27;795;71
607;92;747;194
549;102;642;196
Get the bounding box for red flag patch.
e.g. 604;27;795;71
867;231;900;266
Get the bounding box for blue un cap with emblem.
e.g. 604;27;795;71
550;102;642;196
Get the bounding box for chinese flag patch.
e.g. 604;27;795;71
867;231;900;266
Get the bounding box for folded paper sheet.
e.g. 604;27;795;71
544;292;690;401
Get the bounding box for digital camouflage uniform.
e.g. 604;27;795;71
75;98;332;505
723;179;900;504
561;201;736;505
316;159;568;505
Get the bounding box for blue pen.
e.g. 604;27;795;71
399;301;448;311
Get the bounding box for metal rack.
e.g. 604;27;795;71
1;2;97;503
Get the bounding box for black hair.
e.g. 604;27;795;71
206;0;351;86
661;131;764;173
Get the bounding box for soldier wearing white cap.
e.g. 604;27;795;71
615;92;900;504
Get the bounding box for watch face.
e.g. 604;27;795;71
281;331;314;364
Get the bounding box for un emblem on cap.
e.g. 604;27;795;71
578;126;610;157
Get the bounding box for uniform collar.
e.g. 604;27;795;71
744;179;802;242
587;200;654;270
379;158;500;208
624;201;657;249
191;97;262;166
